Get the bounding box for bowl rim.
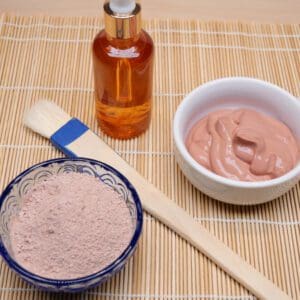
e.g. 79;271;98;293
173;76;300;188
0;157;143;286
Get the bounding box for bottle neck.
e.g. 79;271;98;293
104;3;142;40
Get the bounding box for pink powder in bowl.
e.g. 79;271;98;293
9;172;134;279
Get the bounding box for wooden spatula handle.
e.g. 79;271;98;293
67;130;292;300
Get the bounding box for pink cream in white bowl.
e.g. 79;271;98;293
173;77;300;205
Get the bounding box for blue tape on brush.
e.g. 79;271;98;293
50;118;89;158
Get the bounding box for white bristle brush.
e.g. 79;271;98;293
23;100;291;300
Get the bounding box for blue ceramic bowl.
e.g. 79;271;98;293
0;158;143;292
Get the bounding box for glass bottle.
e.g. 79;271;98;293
92;2;154;139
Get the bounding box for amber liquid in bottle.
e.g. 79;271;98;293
92;29;154;139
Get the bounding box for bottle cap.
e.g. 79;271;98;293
109;0;135;14
104;2;141;39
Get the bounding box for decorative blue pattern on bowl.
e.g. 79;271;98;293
0;158;143;292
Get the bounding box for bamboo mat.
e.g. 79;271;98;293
0;13;300;300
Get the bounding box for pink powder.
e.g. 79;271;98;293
9;172;134;279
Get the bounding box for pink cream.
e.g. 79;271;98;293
186;109;299;181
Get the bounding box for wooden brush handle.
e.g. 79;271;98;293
68;130;291;300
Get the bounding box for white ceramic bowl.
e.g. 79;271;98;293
173;77;300;205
